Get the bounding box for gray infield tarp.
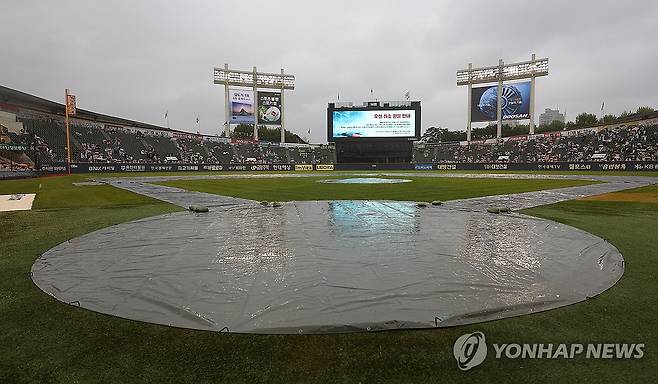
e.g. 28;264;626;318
32;199;624;334
31;173;658;333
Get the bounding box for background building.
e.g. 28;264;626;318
539;108;566;126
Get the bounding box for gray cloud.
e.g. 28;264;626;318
2;0;657;142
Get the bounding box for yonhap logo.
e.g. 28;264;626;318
453;332;487;371
452;331;644;371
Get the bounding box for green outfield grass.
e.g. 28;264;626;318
156;175;596;202
1;175;656;383
76;169;658;178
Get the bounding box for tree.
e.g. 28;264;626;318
537;120;565;133
619;110;633;119
434;127;466;142
575;113;598;128
232;124;254;139
504;124;530;137
636;106;655;115
230;124;307;143
547;120;566;131
472;124;497;139
601;114;617;124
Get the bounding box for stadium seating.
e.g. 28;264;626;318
413;123;658;163
5;107;656;168
10;112;336;165
206;142;236;163
20;118;67;161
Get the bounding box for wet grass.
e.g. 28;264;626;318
1;175;656;383
581;189;658;204
76;169;658;178
156;176;596;202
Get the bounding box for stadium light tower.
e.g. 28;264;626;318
214;65;295;142
457;54;548;140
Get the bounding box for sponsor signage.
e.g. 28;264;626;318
315;164;334;171
230;138;259;144
257;91;282;125
229;90;255;124
335;162;658;172
40;163;296;174
66;94;76;115
471;82;531;122
37;161;658;174
0;143;29;151
507;135;528;142
414;164;433;170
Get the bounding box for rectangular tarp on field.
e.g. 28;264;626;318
0;194;36;212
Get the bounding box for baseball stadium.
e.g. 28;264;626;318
2;2;658;383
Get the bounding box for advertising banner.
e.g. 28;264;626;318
257;91;282;125
38;161;658;174
66;94;76;116
229;90;255;124
42;162;296;173
335;161;658;172
332;110;416;139
471;82;531;122
414;164;433;170
230;138;258;144
0;143;28;151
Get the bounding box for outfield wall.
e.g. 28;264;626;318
34;161;658;174
411;161;658;172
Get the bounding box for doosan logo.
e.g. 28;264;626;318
453;332;487;371
453;331;645;371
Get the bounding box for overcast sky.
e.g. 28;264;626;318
2;0;657;142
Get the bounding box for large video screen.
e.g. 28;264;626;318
328;102;421;141
471;81;531;122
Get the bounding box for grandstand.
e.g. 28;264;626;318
413;119;658;164
1;84;657;174
0;85;336;170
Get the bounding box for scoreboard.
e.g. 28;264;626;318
328;101;421;142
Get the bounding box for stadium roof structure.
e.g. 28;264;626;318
0;85;174;133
